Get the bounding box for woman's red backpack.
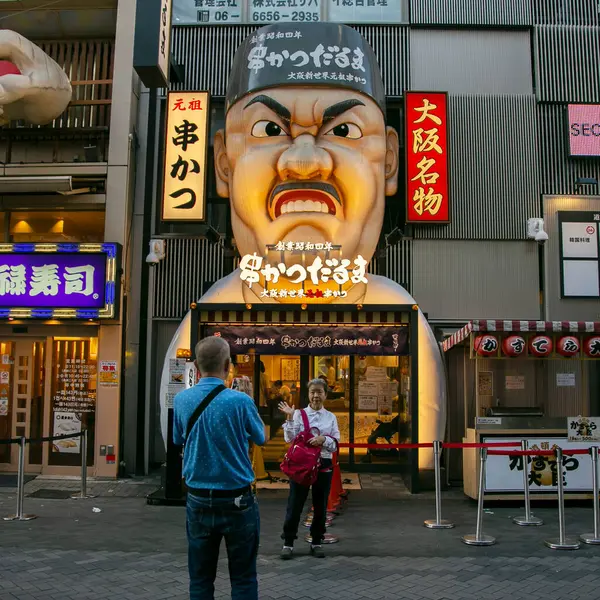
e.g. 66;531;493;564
280;409;321;486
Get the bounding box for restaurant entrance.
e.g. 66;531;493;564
191;303;420;487
0;339;46;472
254;354;412;471
0;330;98;475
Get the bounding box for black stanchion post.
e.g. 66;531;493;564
71;430;95;500
4;437;36;522
544;447;580;550
462;447;495;546
580;445;600;545
513;440;543;526
424;440;454;529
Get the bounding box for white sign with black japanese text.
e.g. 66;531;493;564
483;436;594;492
568;416;600;442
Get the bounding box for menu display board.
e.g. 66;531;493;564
173;0;407;24
50;339;97;465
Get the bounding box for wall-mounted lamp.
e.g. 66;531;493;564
575;177;599;193
146;239;166;266
385;226;403;247
527;218;548;245
205;225;222;245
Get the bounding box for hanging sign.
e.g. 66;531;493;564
134;0;173;88
405;91;450;223
162;91;210;222
205;325;409;355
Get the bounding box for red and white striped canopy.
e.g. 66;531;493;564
442;320;600;352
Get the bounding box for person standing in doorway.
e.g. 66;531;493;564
278;378;340;559
173;337;266;600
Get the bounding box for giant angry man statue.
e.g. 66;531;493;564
161;23;446;468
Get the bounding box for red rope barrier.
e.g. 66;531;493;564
338;442;433;449
442;442;521;449
487;449;554;456
336;442;596;452
487;448;591;457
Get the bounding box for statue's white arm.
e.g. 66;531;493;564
0;30;72;126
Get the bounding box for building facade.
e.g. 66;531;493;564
136;0;600;482
0;0;141;479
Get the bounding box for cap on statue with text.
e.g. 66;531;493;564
226;22;386;114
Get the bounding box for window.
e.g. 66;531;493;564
9;210;105;243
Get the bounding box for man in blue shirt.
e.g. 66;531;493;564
173;336;265;600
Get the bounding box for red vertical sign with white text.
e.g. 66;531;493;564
405;92;450;224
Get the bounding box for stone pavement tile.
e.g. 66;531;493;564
3;494;600;600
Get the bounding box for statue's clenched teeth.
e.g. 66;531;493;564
280;200;331;214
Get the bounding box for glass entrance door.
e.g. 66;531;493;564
352;356;410;469
255;353;410;471
0;339;46;472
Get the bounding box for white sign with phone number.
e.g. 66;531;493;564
173;0;405;25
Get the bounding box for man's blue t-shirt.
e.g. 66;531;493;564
173;377;266;490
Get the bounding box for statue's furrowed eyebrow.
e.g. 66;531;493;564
322;99;365;123
244;95;291;124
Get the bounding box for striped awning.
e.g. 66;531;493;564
442;320;600;352
198;308;410;325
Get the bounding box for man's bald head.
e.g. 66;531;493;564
194;337;231;378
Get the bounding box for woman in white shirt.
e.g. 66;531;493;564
278;378;341;559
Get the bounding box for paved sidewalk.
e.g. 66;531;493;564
1;488;599;600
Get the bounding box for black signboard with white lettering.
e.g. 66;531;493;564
204;325;409;355
134;0;173;88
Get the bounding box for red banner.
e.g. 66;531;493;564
405;92;450;223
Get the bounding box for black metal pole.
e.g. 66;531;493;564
410;308;419;493
135;88;158;476
349;355;356;467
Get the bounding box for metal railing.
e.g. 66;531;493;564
1;429;92;522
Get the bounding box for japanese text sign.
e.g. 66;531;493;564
158;0;174;84
227;23;385;113
483;436;594;493
173;0;407;26
568;104;600;157
163;91;210;222
134;0;173;88
238;241;368;300
559;211;600;298
0;243;119;320
205;325;409;355
568;416;600;442
405;92;450;223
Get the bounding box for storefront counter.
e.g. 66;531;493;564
463;421;596;500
